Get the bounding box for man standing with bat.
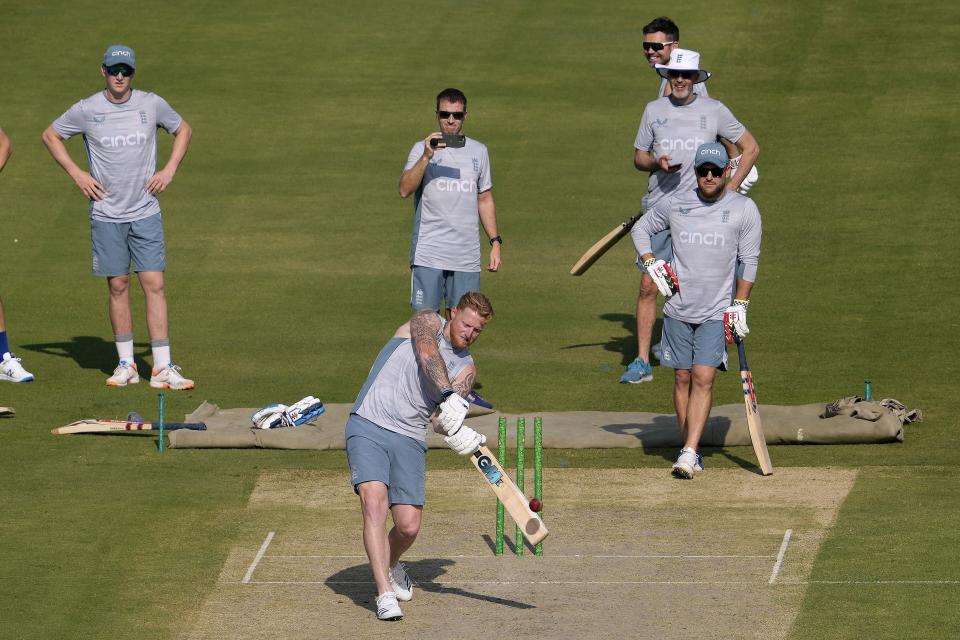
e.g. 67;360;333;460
621;48;759;386
631;143;762;479
344;292;492;620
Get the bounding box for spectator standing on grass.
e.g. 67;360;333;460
345;292;493;621
0;127;35;383
631;143;762;479
42;45;195;390
621;47;759;387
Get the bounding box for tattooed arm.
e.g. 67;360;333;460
409;308;453;394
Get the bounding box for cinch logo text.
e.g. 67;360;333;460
435;178;476;193
100;131;148;147
658;136;707;152
678;231;726;246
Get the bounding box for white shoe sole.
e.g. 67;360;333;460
106;377;139;387
672;463;695;479
149;379;194;390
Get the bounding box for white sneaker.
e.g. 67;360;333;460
149;363;195;390
106;360;139;386
389;562;414;601
0;352;34;383
375;591;403;621
672;447;698;479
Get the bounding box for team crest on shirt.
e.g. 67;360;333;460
699;116;707;130
472;157;479;172
139;110;148;125
721;210;730;223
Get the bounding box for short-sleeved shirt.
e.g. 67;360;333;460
352;318;474;442
634;96;744;210
52;89;183;223
631;189;761;324
405;138;492;272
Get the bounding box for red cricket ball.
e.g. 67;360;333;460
529;498;542;512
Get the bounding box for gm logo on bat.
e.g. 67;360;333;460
476;454;503;485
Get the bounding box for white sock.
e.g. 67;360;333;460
152;345;171;370
115;337;134;364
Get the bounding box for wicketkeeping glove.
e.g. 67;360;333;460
644;258;679;298
436;391;470;435
723;299;750;343
444;424;486;455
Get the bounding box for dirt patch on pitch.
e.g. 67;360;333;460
178;467;856;640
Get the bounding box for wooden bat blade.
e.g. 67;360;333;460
51;419;207;435
471;446;548;544
570;213;642;276
0;406;15;416
735;339;773;475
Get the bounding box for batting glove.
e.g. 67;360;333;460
444;424;486;456
436;391;470;435
283;396;325;426
723;299;750;343
643;258;679;298
251;403;288;430
737;165;759;195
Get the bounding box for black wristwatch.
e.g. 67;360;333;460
489;235;502;246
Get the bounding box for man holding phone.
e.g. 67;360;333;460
398;88;501;317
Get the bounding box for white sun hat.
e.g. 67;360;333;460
655;48;711;84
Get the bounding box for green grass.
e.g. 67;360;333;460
0;0;957;637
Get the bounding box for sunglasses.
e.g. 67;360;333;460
667;70;697;80
696;164;724;178
642;41;675;51
437;110;465;120
104;64;134;77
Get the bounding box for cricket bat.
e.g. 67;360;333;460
734;336;773;475
570;212;642;276
51;419;207;435
0;407;14;416
471;445;548;545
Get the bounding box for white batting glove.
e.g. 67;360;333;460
737;165;759;195
251;404;288;429
436;392;470;435
643;258;679;298
723;299;750;343
444;424;486;455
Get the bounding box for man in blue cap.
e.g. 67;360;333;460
42;45;195;389
630;142;763;479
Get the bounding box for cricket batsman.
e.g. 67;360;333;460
345;292;493;620
631;143;762;478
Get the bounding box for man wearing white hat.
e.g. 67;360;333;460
620;48;759;388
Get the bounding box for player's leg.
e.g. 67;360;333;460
93;218;139;385
679;319;727;466
0;297;34;383
384;428;427;602
622;229;671;383
660;316;699;478
357;481;395;595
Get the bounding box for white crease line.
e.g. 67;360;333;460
242;579;960;586
265;554;775;560
242;531;275;584
769;529;792;584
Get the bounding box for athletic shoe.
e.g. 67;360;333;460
0;352;34;383
106;360;139;386
375;591;403;621
389;562;414;601
619;358;653;384
694;449;704;473
149;363;195;390
467;390;494;410
651;342;663;362
672;447;698;479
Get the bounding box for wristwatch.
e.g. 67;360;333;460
489;235;502;246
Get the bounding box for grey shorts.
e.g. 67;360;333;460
90;213;166;276
410;265;480;311
660;315;729;371
345;413;428;506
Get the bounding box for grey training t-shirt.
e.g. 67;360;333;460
631;188;761;324
406;137;492;272
634;96;744;210
352;319;474;442
53;89;183;222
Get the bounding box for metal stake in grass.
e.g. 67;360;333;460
157;392;166;452
495;416;507;556
515;417;525;556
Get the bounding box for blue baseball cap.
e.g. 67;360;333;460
103;45;136;69
694;142;728;168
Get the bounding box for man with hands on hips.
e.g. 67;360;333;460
344;292;493;621
631;143;762;479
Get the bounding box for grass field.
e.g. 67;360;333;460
1;1;958;637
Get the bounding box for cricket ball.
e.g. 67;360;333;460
529;498;542;512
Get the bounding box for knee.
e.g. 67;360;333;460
393;518;421;541
639;276;658;299
358;485;389;524
674;369;691;387
108;276;130;296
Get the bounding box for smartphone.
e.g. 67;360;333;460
667;163;682;172
430;133;466;149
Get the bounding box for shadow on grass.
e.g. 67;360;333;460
560;313;663;367
20;336;151;374
325;559;535;612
